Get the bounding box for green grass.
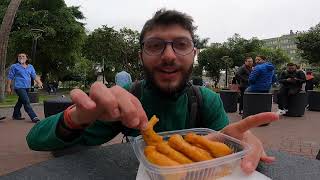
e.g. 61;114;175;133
0;92;69;107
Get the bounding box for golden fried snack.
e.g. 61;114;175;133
168;134;213;162
184;133;233;158
141;115;163;146
156;142;193;164
144;146;180;166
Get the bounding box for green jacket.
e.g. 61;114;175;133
26;81;229;151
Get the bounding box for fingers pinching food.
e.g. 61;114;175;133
141;115;163;146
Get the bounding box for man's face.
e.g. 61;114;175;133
18;54;27;64
140;25;196;94
287;65;296;73
255;57;263;64
245;58;253;67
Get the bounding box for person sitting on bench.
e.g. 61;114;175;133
277;63;306;114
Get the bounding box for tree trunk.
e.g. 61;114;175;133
0;0;22;102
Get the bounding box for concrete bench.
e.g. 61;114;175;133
307;90;320;111
219;90;239;113
43;96;73;118
243;92;272;120
285;91;307;117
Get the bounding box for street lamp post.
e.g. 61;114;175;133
221;56;232;88
30;28;44;92
30;28;44;64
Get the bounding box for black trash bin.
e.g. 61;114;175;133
285;91;307;117
43;97;73;117
243;92;272;119
308;90;320;111
219;90;238;113
28;91;39;103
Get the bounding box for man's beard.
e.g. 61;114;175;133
143;61;193;95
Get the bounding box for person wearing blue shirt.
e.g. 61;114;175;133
6;53;43;123
246;55;277;93
115;71;132;87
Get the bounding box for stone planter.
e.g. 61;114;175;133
43;97;73;117
219;90;239;113
308;90;320;111
285;91;307;117
243;92;272;119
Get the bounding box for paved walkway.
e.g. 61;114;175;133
0;103;319;176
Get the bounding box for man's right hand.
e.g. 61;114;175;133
68;82;148;130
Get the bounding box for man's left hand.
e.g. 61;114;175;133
221;112;279;174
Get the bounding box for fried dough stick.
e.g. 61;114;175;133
141;115;163;146
168;134;213;162
184;133;233;158
144;146;180;166
156;142;193;164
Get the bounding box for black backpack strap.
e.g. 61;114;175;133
122;81;142;142
187;85;203;128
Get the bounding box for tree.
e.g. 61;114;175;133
197;43;230;87
0;0;22;102
194;34;209;49
83;26;142;83
296;23;320;64
1;0;86;82
224;34;263;67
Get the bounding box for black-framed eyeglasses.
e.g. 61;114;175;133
141;38;194;56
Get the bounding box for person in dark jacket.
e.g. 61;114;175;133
236;57;253;114
277;63;306;113
246;55;277;93
305;71;315;91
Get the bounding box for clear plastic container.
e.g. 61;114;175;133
130;128;251;180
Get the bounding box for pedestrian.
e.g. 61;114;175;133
305;71;315;91
115;70;132;87
277;63;306;114
235;57;253;114
246;55;277;93
6;53;43;123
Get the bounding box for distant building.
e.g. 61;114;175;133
262;30;303;64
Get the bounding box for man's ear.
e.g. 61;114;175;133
193;48;199;57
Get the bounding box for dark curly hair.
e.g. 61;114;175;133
139;9;197;45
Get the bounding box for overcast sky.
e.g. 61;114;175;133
65;0;320;43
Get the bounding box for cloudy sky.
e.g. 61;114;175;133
65;0;320;43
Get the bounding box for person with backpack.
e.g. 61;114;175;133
26;9;278;174
115;70;132;87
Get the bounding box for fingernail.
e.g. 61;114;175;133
113;109;120;117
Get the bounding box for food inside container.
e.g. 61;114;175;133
130;115;251;180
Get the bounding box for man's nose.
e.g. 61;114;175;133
161;44;176;62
